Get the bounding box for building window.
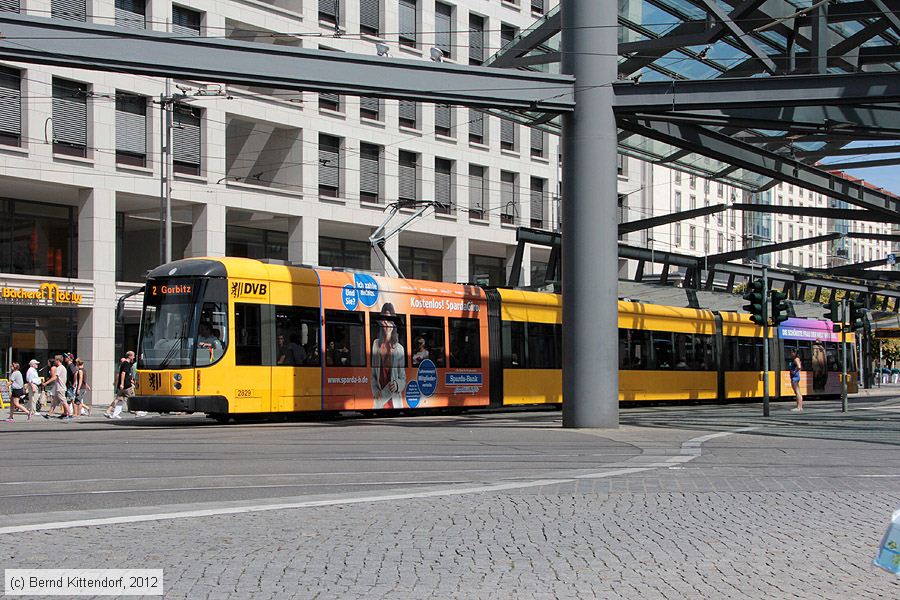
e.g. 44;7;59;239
115;92;147;167
359;142;381;204
0;0;20;12
398;100;417;129
0;66;21;147
399;246;442;281
530;177;546;229
318;134;341;197
689;226;696;249
674;191;681;212
689;195;696;210
704;198;710;223
318;47;343;112
2;199;77;278
359;0;379;36
617;152;624;175
717;233;723;253
470;255;505;286
704;229;709;253
530;128;545;158
501;171;517;225
674;171;682;185
689;174;696;190
52;78;88;158
717;182;724;198
360;97;380;120
53;0;85;21
172;4;201;35
674;224;681;247
172;104;201;175
469;14;485;65
500;23;518;52
469;165;486;221
435;104;452;137
398;150;418;207
115;0;146;28
469;109;485;144
319;0;339;25
500;118;516;151
399;0;417;48
434;157;453;214
319;237;371;270
226;226;288;261
435;2;453;59
531;0;544;16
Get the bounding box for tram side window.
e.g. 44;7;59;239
370;309;408;369
324;310;367;367
649;331;673;369
825;342;840;371
274;306;321;366
727;337;763;371
503;321;527;368
697;334;715;370
196;301;228;366
234;303;262;366
620;329;649;369
674;333;693;369
411;315;445;367
448;317;481;368
527;323;559;369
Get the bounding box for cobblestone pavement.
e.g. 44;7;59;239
3;398;899;599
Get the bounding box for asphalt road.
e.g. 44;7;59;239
2;408;640;512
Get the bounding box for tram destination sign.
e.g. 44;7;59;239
0;282;82;305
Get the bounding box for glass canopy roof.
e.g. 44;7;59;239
485;0;900;193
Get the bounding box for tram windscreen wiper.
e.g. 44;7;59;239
157;322;189;371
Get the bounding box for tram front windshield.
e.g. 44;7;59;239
139;278;228;369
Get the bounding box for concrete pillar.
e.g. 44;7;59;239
561;0;618;428
78;188;117;407
189;203;227;257
442;235;469;284
288;216;319;266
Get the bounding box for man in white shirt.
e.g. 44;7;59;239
25;359;41;414
42;355;73;419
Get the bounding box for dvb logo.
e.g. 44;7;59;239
230;281;268;298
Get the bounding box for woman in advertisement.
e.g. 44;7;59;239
371;302;406;409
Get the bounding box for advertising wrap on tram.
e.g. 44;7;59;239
316;270;490;411
778;317;855;395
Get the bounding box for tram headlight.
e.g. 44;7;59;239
173;373;182;382
173;381;182;391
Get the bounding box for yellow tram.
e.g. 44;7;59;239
130;257;857;419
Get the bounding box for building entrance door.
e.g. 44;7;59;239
0;306;77;377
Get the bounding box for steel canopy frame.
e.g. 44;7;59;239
0;14;574;111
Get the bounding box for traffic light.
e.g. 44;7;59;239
770;289;789;325
823;299;841;329
742;278;766;325
848;298;867;330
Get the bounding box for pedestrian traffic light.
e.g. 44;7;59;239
770;289;789;325
848;298;867;330
742;278;766;325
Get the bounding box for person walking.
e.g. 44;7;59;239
105;351;135;419
63;353;77;406
4;362;32;421
789;349;804;412
25;359;41;414
42;355;73;420
73;358;91;417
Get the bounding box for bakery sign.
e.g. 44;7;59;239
1;282;83;305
